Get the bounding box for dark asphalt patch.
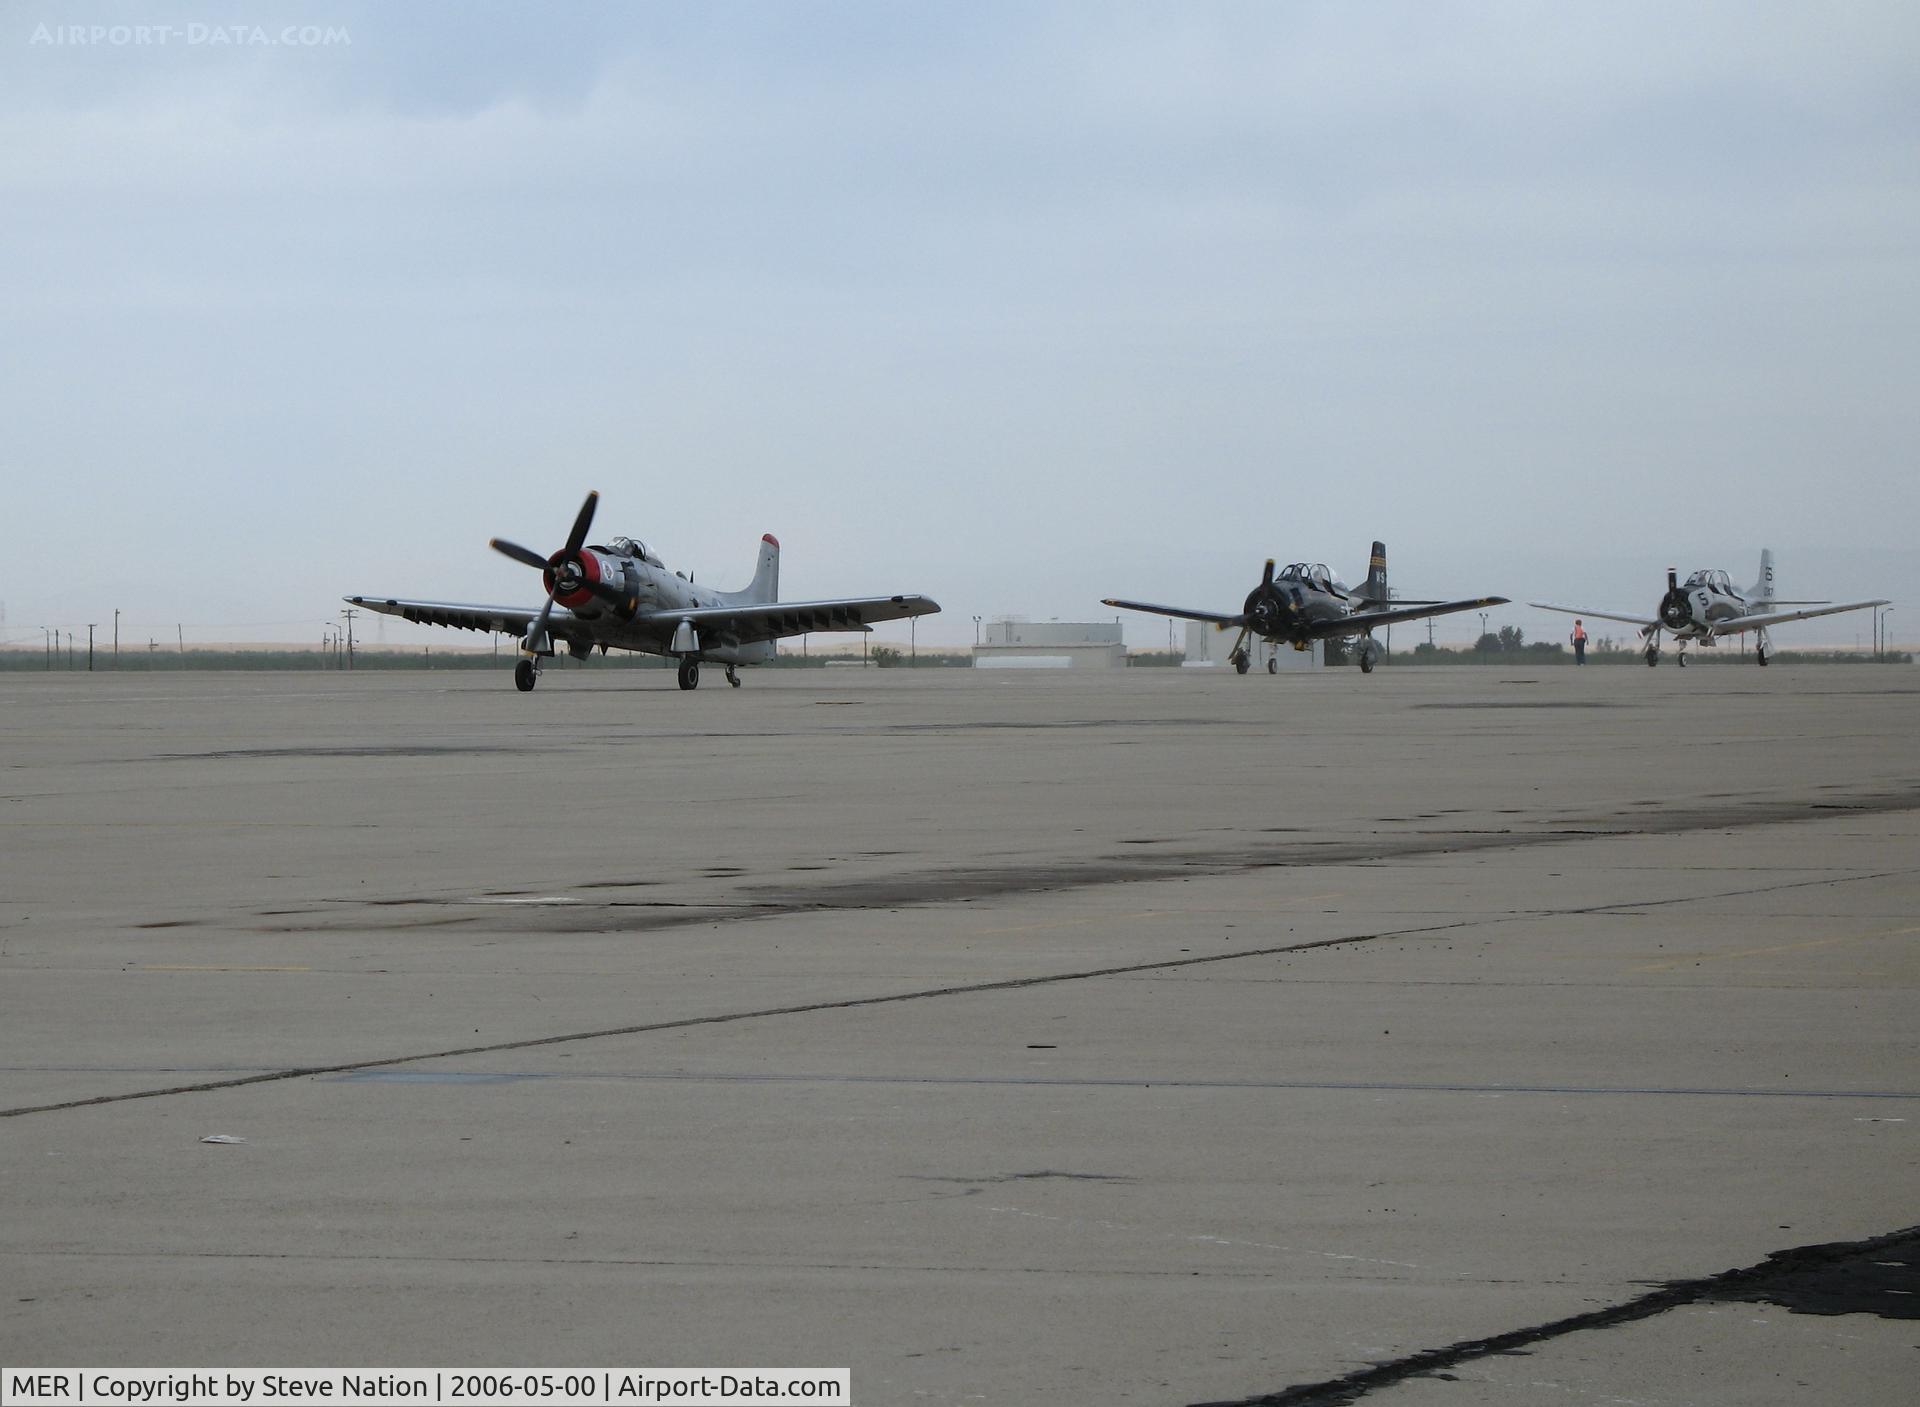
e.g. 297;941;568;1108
225;779;1920;940
1703;1231;1920;1319
1188;1224;1920;1406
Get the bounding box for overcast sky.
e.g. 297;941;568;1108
2;2;1915;651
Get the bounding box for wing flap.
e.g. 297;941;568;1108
642;594;940;643
1709;599;1889;635
346;596;577;637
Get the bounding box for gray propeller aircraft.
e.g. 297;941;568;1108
1103;542;1507;674
1532;549;1887;667
347;490;940;691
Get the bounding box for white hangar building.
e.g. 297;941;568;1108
973;620;1127;669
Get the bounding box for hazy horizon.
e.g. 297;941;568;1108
3;4;1914;652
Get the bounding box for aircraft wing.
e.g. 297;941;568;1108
345;596;579;637
1707;599;1890;635
642;594;941;643
1529;602;1659;629
1320;595;1510;637
1101;598;1247;628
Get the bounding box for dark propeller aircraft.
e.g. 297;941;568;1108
1105;542;1506;674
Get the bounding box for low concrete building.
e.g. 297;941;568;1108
974;619;1127;669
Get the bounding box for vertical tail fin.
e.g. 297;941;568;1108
748;533;780;603
1361;541;1389;603
1749;548;1774;604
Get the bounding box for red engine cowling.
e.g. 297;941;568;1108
545;548;640;621
545;547;608;609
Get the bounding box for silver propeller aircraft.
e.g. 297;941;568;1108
1532;550;1886;667
1104;541;1507;674
347;490;939;691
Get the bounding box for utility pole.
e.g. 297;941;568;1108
340;607;358;670
972;615;982;646
1427;616;1436;649
87;623;97;671
911;616;917;665
113;608;119;666
43;627;51;669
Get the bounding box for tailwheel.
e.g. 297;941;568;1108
1266;658;1277;675
513;659;537;692
677;657;701;691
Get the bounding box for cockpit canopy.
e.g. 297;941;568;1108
1683;569;1733;593
1277;562;1337;592
603;537;659;566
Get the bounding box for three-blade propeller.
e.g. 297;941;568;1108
489;490;603;650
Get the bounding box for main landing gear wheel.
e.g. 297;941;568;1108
1267;658;1277;674
1232;650;1250;675
677;657;701;691
513;659;537;692
1677;652;1688;668
1757;648;1770;667
1644;647;1659;667
727;665;742;688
